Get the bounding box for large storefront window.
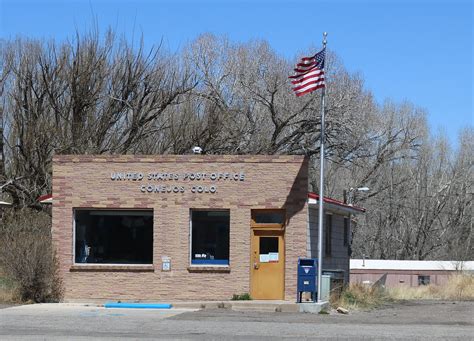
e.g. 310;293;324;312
74;210;153;264
191;210;230;265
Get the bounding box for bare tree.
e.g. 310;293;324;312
0;31;196;207
0;31;472;261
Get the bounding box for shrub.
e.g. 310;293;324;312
231;293;252;300
0;208;63;302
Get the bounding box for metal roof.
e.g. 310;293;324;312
350;259;474;271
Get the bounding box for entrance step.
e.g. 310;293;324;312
231;301;299;313
231;303;279;312
171;300;299;313
298;301;330;313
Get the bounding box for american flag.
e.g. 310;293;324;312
289;48;325;97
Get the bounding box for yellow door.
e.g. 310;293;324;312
250;229;285;300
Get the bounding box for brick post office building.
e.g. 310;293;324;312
52;155;363;302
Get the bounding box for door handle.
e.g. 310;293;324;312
254;262;259;269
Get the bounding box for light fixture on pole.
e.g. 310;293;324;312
192;146;203;154
344;187;370;206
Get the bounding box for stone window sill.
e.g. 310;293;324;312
70;264;155;272
187;266;231;273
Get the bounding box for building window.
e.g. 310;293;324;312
191;210;230;265
418;275;430;286
343;217;349;246
325;214;332;256
74;210;153;264
252;210;285;225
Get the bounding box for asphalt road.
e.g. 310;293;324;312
0;300;472;340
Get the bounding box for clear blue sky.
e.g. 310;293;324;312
1;0;472;145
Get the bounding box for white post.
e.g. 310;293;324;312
317;32;327;303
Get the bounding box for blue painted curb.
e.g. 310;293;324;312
104;302;172;309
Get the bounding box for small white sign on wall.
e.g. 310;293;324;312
162;256;171;271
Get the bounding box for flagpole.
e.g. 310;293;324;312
317;32;327;303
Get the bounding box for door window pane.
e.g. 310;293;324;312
259;236;279;263
75;210;153;264
191;210;230;265
259;237;279;254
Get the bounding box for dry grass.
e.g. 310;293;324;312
388;273;474;301
330;282;391;310
332;273;474;311
0;288;15;303
0;269;16;303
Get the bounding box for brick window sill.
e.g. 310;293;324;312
70;264;155;272
187;266;231;273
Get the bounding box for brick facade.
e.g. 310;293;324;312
52;155;309;302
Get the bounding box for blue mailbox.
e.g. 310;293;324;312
297;258;318;303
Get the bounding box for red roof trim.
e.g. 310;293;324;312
37;194;53;202
308;192;366;212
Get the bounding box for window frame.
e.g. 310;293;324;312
418;275;431;286
189;208;230;267
343;217;349;247
325;213;332;257
72;208;154;266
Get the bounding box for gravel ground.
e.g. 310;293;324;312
0;303;18;309
170;300;474;326
0;300;472;340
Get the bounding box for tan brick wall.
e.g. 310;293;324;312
52;155;308;302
